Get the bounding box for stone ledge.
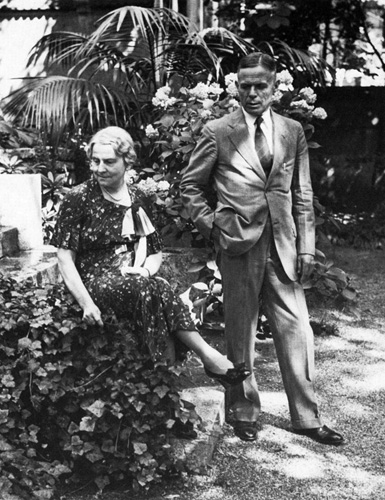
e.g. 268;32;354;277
0;245;60;285
170;387;225;474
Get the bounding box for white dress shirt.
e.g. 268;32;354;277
242;107;273;154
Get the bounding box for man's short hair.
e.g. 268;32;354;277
237;52;277;74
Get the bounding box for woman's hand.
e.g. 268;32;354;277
121;266;150;277
82;302;104;327
57;248;105;327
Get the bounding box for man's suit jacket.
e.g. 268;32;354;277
180;107;315;282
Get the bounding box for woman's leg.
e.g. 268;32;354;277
175;329;234;374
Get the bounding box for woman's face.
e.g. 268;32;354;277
90;143;126;191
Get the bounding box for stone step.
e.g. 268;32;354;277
171;387;225;473
0;226;19;258
0;245;60;285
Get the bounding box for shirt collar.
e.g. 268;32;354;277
242;107;272;129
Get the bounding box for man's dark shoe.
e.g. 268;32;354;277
232;421;258;442
293;425;344;446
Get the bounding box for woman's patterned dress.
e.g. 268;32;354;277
51;178;195;360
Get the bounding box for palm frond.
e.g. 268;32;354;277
259;40;333;86
200;27;257;57
83;7;192;56
27;32;91;72
2;76;138;143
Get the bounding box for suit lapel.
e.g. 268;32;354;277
227;108;266;182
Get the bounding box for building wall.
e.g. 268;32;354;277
0;10;105;98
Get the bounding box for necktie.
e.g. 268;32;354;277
255;116;272;176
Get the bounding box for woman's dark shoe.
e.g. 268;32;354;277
172;419;197;440
204;362;251;388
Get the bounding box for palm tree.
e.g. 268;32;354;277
2;6;330;148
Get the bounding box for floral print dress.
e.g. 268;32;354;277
51;178;195;360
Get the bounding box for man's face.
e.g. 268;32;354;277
237;65;276;117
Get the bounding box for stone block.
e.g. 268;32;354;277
0;226;19;258
0;174;43;250
0;246;60;285
170;387;225;474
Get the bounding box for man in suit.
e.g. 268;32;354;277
180;52;344;444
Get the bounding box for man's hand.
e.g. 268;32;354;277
82;303;103;327
297;253;314;285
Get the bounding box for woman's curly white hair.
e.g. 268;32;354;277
87;126;137;168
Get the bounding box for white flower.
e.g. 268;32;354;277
200;109;212;119
145;124;159;138
225;73;239;97
208;83;223;96
152;86;177;108
228;98;240;108
157;180;170;192
290;99;314;112
188;82;223;100
124;169;138;185
276;70;294;86
312;107;327;120
225;73;238;86
276;70;294;92
226;82;239;97
188;82;211;100
299;87;317;104
137;178;158;195
272;89;284;103
202;98;215;109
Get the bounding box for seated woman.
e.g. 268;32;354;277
51;126;249;402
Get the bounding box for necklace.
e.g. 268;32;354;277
101;185;128;202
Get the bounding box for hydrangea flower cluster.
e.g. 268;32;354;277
152;86;177;109
145;124;159;139
276;69;294;91
186;82;223;100
137;177;170;196
149;70;327;128
312;107;327;120
273;70;327;122
224;73;239;97
141;68;328;246
299;87;317;104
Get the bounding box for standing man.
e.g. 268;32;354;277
180;52;344;445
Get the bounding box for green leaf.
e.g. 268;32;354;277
153;385;169;398
133;442;148;455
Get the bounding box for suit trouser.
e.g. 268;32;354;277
219;220;322;429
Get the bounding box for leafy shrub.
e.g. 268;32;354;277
137;71;327;247
323;203;385;250
0;274;196;498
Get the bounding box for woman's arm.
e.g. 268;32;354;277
121;251;162;277
57;248;103;327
